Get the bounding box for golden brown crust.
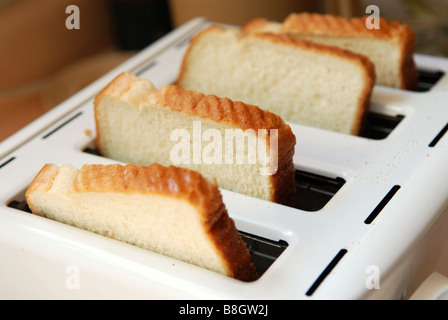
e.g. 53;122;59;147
146;84;295;146
281;13;412;40
241;17;278;33
146;84;297;204
93;72;139;106
207;210;258;281
244;13;417;90
178;25;375;136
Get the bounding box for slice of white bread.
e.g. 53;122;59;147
25;163;259;282
177;25;375;135
242;13;418;90
94;72;296;205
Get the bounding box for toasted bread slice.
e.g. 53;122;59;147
25;163;259;281
94;72;296;205
243;13;417;89
177;25;375;135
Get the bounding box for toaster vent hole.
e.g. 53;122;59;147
364;185;401;224
428;122;448;147
239;231;288;276
0;156;16;170
306;249;348;296
294;170;345;212
42;112;83;140
135;60;158;76
416;69;444;92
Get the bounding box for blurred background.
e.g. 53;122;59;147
0;0;447;141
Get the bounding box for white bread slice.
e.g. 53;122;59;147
242;13;418;90
177;25;375;135
25;163;259;282
94;72;296;205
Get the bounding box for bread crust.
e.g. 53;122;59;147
178;25;375;136
243;13;417;90
26;163;259;282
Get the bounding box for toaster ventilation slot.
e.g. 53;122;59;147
0;156;16;170
364;185;401;224
306;249;347;296
239;231;288;276
42;112;83;139
294;170;345;211
428;122;448;147
174;36;193;50
416;69;444;92
135;60;158;76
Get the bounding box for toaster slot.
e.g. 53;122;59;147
7;199;31;213
294;170;345;212
7;196;287;277
239;231;288;276
360;112;404;140
416;69;444;92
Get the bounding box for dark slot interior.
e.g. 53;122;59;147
360;112;404;140
415;69;444;92
8;199;31;213
239;231;288;276
359;68;444;140
294;170;345;212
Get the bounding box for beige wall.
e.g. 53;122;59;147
0;0;129;141
168;0;323;27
